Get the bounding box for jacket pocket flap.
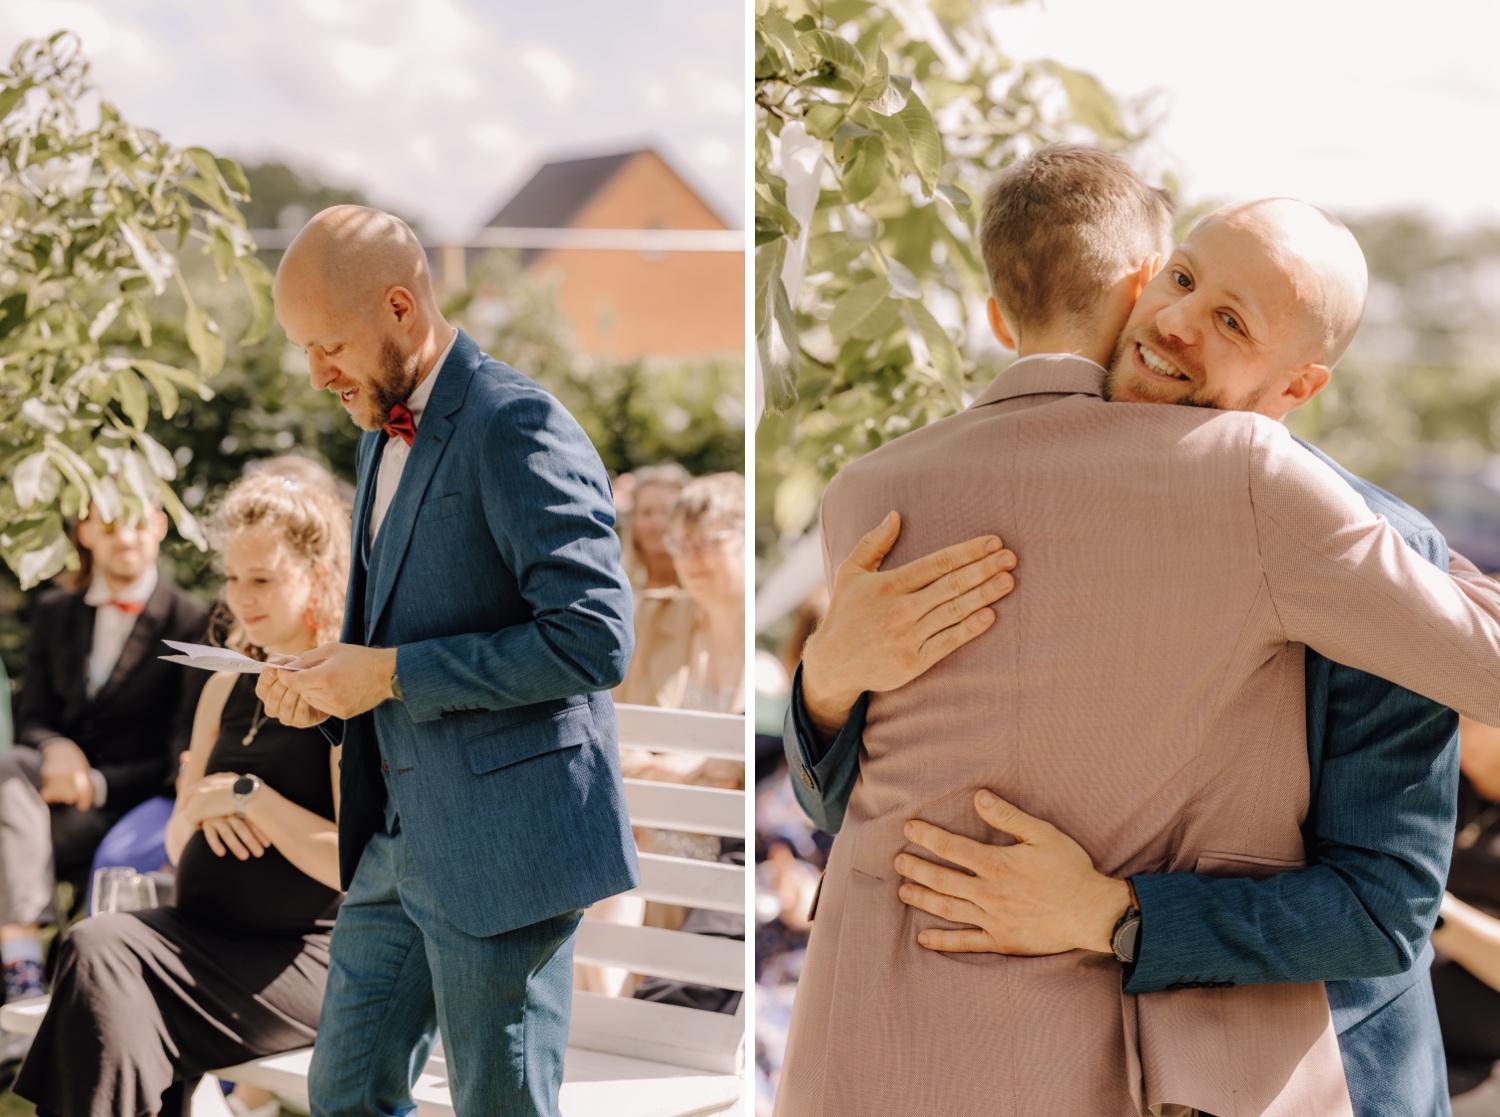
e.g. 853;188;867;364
466;703;597;775
1194;851;1306;880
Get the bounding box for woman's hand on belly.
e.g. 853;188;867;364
200;816;273;860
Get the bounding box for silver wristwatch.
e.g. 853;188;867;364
231;774;263;819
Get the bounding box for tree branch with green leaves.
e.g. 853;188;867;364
754;0;1151;545
0;33;274;587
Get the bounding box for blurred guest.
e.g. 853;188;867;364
15;467;350;1117
586;475;745;1004
616;472;745;714
618;462;691;596
0;506;207;1004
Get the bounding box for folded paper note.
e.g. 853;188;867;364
159;640;303;674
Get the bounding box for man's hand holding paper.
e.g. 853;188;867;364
259;643;397;723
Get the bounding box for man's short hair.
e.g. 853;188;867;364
979;145;1174;330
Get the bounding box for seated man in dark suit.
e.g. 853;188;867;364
0;505;207;1003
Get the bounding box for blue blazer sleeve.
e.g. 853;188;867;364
1125;475;1460;991
782;663;868;833
394;388;634;722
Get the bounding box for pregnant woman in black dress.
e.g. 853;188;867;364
16;467;351;1117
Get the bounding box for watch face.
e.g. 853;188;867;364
232;775;256;797
1115;916;1141;963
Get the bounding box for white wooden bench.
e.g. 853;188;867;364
2;704;746;1117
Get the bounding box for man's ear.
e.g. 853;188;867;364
1269;362;1332;417
149;507;170;542
1127;255;1161;303
987;298;1018;351
387;285;416;325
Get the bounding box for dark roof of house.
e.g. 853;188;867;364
485;149;643;229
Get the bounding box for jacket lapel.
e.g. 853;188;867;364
365;331;479;636
93;577;172;706
62;592;93;714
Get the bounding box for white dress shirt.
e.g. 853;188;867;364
369;330;457;545
82;565;158;698
73;563;158;806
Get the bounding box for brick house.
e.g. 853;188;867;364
480;148;743;359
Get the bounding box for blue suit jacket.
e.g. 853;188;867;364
785;442;1459;1116
340;330;640;938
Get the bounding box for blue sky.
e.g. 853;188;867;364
0;0;745;237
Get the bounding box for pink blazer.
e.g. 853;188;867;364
775;356;1500;1117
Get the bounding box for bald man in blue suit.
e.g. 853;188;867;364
260;206;638;1117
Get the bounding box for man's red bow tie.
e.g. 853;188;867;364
382;402;416;446
106;601;145;615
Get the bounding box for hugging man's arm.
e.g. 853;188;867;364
783;511;1015;832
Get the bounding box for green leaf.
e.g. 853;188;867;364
112;368;150;428
760;6;812;70
840;136;886;205
182;147;243;221
0;292;27;343
157;480;207;550
0;78;34;121
898;95;943;193
133;362;179;419
12;513;69;590
904;300;964;403
829;276;893;344
803;102;845;140
756;239;800;413
803;29;867;85
756;186;802;241
936;182;972;211
809;230;864;275
216;155;250;199
184;304;226;375
1046;62;1125;138
134;359;213;402
12;452;59;509
866;73;912;116
210;226;236;280
235;253;276;346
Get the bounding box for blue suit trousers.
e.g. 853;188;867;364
308;818;583;1117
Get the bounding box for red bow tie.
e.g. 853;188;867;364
382;402;417;446
105;601;145;615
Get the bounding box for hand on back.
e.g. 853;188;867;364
800;511;1017;739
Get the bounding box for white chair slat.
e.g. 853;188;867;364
615;704;744;761
622;779;745;838
574;920;744;992
625;852;744;914
566;992;743;1076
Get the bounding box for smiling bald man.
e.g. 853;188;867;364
257;206;638;1117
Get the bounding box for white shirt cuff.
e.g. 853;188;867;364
88;768;107;810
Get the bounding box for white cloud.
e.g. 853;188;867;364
641;79;669;109
0;1;158;71
408;134;437;169
686;69;742;117
327;39;401;95
0;0;745;235
520;45;578;104
697;138;732;170
471;122;519;153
